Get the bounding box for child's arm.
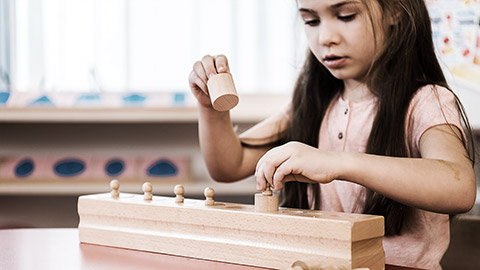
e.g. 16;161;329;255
256;124;476;214
189;55;271;182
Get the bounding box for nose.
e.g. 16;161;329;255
318;22;340;47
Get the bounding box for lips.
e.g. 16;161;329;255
323;55;347;69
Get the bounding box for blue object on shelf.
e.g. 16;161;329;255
29;95;54;107
75;93;102;106
147;159;177;177
173;93;185;106
54;158;85;177
105;159;125;176
0;92;10;105
123;93;146;106
15;158;35;178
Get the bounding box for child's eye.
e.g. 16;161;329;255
304;19;320;26
338;14;356;22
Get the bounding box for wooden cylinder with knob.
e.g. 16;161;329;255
207;73;239;111
254;184;278;212
254;193;279;212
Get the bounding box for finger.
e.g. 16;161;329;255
193;61;208;86
255;146;280;172
261;159;277;190
255;162;267;191
291;174;317;184
201;55;217;79
281;174;297;183
214;54;229;73
189;70;208;95
257;149;291;191
272;160;295;191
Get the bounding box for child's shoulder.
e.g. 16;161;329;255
412;84;455;102
410;84;457;111
407;84;463;156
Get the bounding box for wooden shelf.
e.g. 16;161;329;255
0;94;291;124
0;178;258;196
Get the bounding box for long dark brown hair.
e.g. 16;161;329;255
275;0;475;236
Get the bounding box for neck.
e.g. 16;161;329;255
342;80;374;103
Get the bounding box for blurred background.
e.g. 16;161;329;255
0;0;479;268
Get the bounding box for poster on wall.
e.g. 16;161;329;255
427;0;480;66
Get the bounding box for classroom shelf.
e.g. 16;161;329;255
0;94;291;124
0;178;258;196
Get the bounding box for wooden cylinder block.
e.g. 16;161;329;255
207;73;239;111
254;193;279;212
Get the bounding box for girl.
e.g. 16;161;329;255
188;0;476;269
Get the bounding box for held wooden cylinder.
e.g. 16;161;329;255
207;73;239;111
254;193;279;212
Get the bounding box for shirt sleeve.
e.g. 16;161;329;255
406;85;464;157
238;105;290;146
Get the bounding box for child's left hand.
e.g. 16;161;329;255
255;141;340;191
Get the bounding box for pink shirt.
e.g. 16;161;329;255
311;85;462;269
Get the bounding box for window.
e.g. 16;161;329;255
10;0;306;94
0;0;10;92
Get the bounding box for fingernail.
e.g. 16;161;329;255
217;66;225;72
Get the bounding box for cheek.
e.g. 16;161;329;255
351;27;376;58
305;29;316;47
305;31;323;60
308;46;323;64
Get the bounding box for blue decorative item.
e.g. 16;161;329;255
147;159;177;177
29;95;54;107
0;92;10;105
123;93;146;106
75;93;102;106
54;158;85;177
173;93;185;106
105;159;125;176
15;158;35;178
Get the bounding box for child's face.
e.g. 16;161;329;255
298;0;384;82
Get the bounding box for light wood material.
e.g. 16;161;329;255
204;187;215;206
174;184;185;203
0;229;267;270
0;94;290;123
207;73;239;111
78;186;385;270
262;184;273;196
110;179;119;199
0;179;258;196
0;229;421;270
254;193;279;212
289;256;382;270
143;182;152;201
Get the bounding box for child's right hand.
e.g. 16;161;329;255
188;54;231;110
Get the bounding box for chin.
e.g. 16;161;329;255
327;69;362;81
328;72;352;81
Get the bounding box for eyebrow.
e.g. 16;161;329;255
298;1;360;14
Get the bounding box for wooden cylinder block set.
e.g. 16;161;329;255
77;180;385;270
